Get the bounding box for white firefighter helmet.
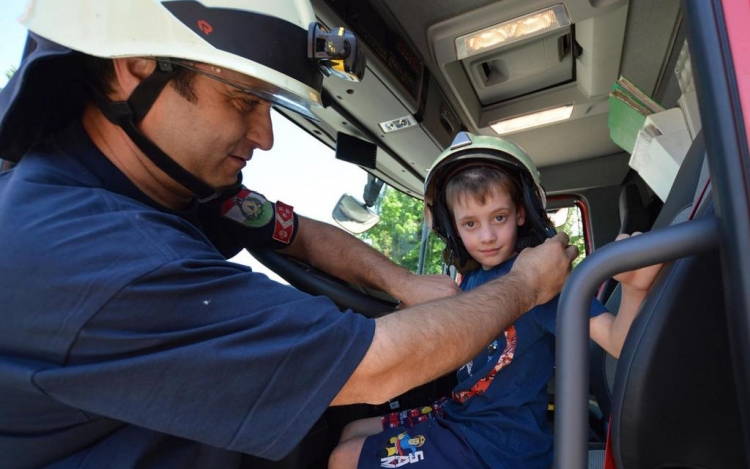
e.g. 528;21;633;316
19;0;364;119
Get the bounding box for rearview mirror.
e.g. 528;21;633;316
548;207;569;228
332;194;380;234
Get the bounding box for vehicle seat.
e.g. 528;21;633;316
597;181;653;305
609;199;746;468
586;127;747;467
589;130;707;426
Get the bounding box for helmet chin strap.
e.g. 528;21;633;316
89;61;241;203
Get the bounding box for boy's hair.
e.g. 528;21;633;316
444;165;523;216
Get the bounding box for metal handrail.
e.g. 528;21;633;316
553;216;720;469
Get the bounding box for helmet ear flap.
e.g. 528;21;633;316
515;175;556;250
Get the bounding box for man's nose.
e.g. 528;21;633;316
245;102;274;151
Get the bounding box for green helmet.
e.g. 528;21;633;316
424;132;555;272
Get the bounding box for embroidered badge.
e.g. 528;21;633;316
221;188;273;228
378;432;426;467
272;200;295;244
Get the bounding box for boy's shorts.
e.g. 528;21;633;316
357;418;487;469
381;398;447;430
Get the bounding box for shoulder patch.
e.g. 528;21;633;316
221;188;273;228
272;201;295;244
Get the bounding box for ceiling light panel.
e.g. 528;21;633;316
490;104;574;135
456;4;571;60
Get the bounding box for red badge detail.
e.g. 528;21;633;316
272;201;295;244
197;19;213;35
221;188;251;216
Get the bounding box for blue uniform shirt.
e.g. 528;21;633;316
0;121;376;468
442;256;606;469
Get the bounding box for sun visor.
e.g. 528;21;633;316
0;34;86;162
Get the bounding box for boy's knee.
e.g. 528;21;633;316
329;437;365;469
340;416;382;443
339;421;357;443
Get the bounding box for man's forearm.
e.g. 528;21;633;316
332;233;577;406
281;216;412;294
332;270;536;405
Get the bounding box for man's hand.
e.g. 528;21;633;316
394;273;461;308
510;232;578;307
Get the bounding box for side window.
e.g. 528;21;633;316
548;198;588;268
232;112;444;278
230;111;367;282
356;185;446;275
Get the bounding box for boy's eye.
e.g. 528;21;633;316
495;215;506;222
465;221;475;228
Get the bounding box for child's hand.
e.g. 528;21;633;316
612;232;664;294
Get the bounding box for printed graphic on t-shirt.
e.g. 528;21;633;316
452;326;517;404
379;431;426;467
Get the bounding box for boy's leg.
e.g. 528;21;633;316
339;416;383;443
329;436;367;469
356;419;487;469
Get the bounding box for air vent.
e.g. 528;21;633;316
467;29;575;105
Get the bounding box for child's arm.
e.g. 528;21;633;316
589;233;664;358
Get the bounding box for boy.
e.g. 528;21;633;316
328;132;662;469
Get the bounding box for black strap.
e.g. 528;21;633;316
90;64;240;202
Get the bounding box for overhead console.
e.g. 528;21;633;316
428;0;629;136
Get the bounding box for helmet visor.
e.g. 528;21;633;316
165;59;322;121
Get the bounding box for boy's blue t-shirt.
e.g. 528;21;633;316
441;256;606;469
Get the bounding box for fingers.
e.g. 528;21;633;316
512;231;576;306
546;232;570;245
615;231;644;242
564;244;579;262
543;232;577;262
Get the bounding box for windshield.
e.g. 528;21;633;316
232;111;446;279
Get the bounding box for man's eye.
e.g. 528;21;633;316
240;97;261;111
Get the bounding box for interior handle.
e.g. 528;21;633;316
553;216;720;469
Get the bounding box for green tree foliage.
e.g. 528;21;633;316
358;186;446;274
1;67;16;91
555;206;587;268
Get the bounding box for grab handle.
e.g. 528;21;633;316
553;216;720;469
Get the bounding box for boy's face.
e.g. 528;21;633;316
451;187;525;270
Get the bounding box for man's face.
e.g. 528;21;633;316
451;187;526;270
141;64;274;191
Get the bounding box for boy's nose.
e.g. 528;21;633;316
479;227;496;242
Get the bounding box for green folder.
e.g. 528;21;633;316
608;76;665;154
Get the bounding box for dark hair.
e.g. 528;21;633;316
444;165;522;216
82;56;198;103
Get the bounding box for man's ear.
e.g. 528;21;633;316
110;58;157;100
517;204;526;226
